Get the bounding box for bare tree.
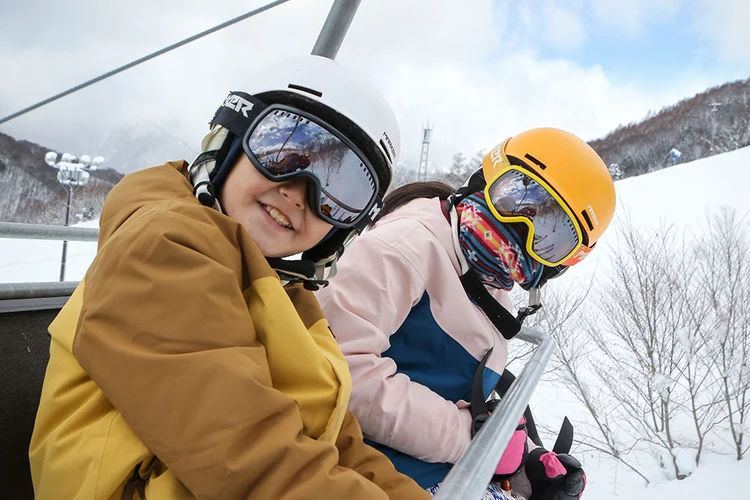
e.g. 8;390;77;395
521;278;654;483
693;208;750;460
673;253;724;466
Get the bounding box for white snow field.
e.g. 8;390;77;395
2;147;750;497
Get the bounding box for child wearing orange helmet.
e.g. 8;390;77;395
316;128;616;499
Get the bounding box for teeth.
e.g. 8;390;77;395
264;204;292;228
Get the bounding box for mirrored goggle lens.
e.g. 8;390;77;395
488;169;579;263
246;110;377;224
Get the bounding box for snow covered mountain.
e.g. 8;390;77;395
96;122;198;175
0;132;122;224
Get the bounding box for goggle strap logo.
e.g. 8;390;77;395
222;93;255;118
368;200;382;220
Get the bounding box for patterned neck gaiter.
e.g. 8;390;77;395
456;192;544;291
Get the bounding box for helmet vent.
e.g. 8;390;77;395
379;139;393;165
288;83;323;98
524;153;547;170
580;210;595;231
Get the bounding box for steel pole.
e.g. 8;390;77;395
311;0;362;59
59;187;73;282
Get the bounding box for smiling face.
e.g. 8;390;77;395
220;154;334;258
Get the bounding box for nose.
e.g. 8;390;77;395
279;177;307;211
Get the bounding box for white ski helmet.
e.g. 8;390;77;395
190;55;400;287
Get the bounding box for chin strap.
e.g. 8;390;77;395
266;257;332;291
517;287;543;324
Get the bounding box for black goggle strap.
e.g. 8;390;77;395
210;91;268;138
445;168;486;213
191;92;267;211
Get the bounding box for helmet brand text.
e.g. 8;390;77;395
222;94;254;118
382;132;396;161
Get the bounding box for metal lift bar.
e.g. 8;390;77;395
312;0;363;59
0;282;79;301
433;326;556;500
0;222;99;242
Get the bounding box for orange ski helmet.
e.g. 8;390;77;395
480;128;616;266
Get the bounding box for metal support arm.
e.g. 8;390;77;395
311;0;362;59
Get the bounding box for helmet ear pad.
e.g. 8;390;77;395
254;90;392;197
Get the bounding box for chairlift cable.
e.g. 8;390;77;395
0;0;295;126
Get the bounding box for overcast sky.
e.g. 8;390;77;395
1;0;749;172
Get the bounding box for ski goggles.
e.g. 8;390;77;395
483;140;589;267
242;104;381;229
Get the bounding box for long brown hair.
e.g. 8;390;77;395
374;181;455;224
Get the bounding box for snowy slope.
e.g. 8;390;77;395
2;147;750;497
570;146;750;284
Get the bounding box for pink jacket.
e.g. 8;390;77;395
316;197;514;469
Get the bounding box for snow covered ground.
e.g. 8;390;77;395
2;147;750;496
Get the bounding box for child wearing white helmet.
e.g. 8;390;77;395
317;128;617;499
29;55;429;500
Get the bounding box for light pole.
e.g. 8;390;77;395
44;151;104;281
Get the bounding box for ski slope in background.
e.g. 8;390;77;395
570;144;750;284
2;148;750;497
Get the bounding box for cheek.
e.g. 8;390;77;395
308;217;334;243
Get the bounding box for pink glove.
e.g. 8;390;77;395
493;416;529;479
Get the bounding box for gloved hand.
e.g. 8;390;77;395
525;448;586;500
473;400;529;481
492;416;529;480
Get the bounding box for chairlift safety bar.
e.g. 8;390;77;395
0;281;79;301
433;326;556;500
0;222;99;242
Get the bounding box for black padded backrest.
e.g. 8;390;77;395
0;308;57;500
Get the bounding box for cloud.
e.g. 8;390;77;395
694;0;750;63
516;0;587;53
590;0;685;37
0;0;742;174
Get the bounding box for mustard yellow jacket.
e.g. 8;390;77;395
29;161;427;500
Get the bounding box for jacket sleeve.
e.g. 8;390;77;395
336;410;430;499
317;223;474;465
72;210;410;500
